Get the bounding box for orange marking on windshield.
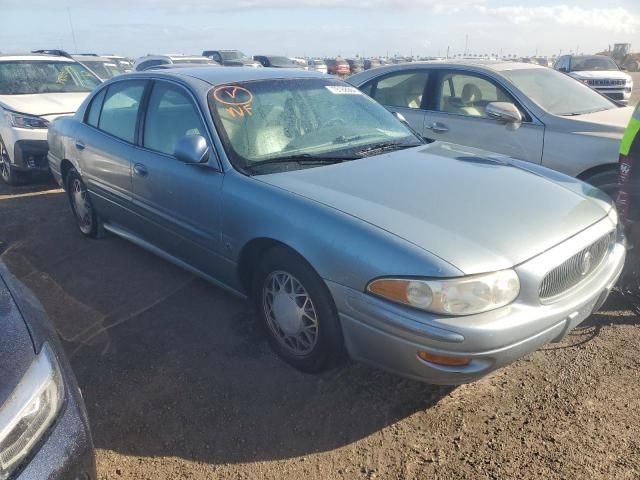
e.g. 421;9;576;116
213;85;254;106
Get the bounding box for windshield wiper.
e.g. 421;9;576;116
354;141;421;157
244;154;357;172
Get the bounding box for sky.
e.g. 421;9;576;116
1;0;639;59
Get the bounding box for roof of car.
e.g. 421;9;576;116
0;53;76;62
131;66;327;86
73;54;115;62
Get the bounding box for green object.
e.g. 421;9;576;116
620;105;640;156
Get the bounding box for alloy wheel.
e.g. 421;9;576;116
0;140;10;181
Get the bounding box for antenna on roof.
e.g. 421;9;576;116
67;7;78;53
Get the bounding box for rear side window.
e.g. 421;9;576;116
98;81;146;143
86;88;107;127
367;71;429;109
143;82;206;155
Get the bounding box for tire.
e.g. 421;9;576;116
66;168;99;238
0;137;22;186
583;169;619;200
252;246;344;373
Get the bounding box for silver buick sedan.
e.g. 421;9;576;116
47;67;625;384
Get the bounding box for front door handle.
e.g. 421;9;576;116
426;122;449;134
133;163;148;177
74;140;85;150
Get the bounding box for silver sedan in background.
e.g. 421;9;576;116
47;67;625;384
348;60;634;196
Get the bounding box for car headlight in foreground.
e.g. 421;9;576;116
0;343;64;480
6;112;50;129
367;270;520;316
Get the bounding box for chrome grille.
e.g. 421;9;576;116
587;79;626;87
539;232;614;300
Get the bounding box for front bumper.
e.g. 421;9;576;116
594;87;632;103
1;125;50;172
329;219;626;385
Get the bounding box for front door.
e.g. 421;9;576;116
130;80;225;276
423;70;544;163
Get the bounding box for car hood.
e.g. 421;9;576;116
548;106;634;138
0;92;90;117
0;270;36;405
569;70;630;81
256;143;610;274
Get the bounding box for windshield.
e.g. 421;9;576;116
208;78;421;172
172;58;213;65
221;51;247;61
269;56;296;67
82;61;122;79
571;56;619;72
0;61;101;95
501;67;616;116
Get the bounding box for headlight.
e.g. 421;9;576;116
6;112;50;129
0;343;64;480
367;269;520;316
608;207;618;226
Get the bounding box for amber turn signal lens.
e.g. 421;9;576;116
417;351;471;367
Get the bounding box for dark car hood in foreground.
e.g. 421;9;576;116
257;142;610;274
0;270;36;405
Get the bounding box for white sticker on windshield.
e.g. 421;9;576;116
325;85;362;95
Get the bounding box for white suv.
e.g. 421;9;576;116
554;54;633;104
0;53;101;184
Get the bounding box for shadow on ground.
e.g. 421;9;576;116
0;183;453;465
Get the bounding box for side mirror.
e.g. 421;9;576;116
558;67;568;73
486;102;523;124
174;135;210;164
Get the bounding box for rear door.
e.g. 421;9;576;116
74;79;148;226
422;70;545;163
360;69;431;136
130;79;225;275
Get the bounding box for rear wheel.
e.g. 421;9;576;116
253;246;344;373
0;138;22;185
66;168;99;238
583;169;619;200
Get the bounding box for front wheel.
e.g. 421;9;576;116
66;168;99;238
584;169;619;200
253;246;344;373
0;138;22;185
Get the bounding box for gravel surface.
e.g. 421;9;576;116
1;178;639;480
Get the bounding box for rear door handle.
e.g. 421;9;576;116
133;163;148;177
426;122;449;134
74;141;85;150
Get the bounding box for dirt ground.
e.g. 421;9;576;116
1;179;639;480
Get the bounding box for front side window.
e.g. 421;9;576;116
437;72;512;118
143;82;206;155
208;78;421;172
0;61;100;95
502;67;616;116
98;81;146;143
367;71;429;109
